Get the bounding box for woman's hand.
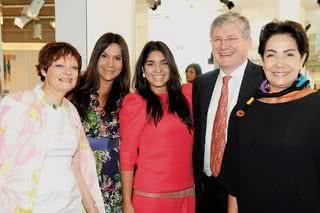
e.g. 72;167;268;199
88;205;100;213
228;195;238;213
121;171;135;213
72;146;100;213
123;201;135;213
86;206;99;213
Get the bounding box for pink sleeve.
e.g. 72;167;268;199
119;93;146;171
182;83;193;111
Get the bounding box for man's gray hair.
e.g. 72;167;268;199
210;12;251;39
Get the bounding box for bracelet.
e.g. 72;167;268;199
93;202;97;208
88;202;97;210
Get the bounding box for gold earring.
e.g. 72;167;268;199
142;73;147;87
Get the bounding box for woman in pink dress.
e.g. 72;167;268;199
119;41;195;213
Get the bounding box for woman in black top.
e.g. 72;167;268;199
222;20;320;213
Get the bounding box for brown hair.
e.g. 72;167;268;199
36;42;82;81
258;20;309;66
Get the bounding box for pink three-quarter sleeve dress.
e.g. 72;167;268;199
119;84;195;213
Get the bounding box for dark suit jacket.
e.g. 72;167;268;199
192;60;264;210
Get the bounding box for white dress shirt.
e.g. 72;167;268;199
203;60;248;176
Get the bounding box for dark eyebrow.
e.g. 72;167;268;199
145;58;167;63
284;49;297;53
265;49;276;53
265;49;297;53
102;51;122;57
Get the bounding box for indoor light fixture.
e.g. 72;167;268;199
305;23;311;32
49;21;55;29
14;16;32;29
146;0;161;10
220;0;235;10
14;0;45;29
33;21;42;39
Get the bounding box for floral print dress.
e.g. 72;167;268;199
82;93;122;213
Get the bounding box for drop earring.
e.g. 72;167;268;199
142;73;147;87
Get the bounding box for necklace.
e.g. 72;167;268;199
52;104;58;110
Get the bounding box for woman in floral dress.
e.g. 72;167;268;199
71;32;130;212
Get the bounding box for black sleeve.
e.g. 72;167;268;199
220;116;240;197
311;110;320;182
192;78;206;213
192;78;201;182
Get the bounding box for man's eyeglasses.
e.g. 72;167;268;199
212;37;241;45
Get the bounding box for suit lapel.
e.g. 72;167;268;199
202;71;219;119
237;61;263;105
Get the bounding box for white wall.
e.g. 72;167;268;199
144;0;222;81
55;0;87;68
136;0;149;60
56;0;136;70
87;0;136;68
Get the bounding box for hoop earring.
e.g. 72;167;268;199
259;79;270;93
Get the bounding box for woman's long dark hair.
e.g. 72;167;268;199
71;32;130;117
134;41;193;130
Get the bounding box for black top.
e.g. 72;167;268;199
222;91;320;213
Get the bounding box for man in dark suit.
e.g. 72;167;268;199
193;12;264;213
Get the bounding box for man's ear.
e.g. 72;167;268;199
247;37;253;48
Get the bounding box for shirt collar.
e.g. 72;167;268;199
219;59;248;80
